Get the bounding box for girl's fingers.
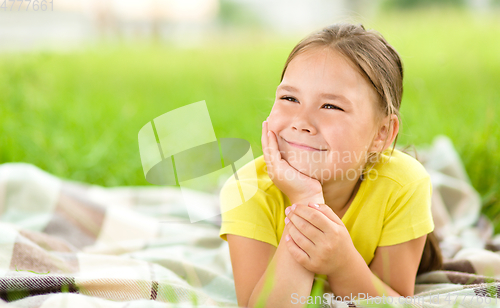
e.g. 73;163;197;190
267;128;282;164
286;227;312;260
307;202;345;227
261;120;272;169
287;209;323;244
289;204;332;233
286;237;310;266
262;120;277;180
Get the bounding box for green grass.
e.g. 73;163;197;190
0;9;499;232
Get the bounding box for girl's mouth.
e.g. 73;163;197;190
283;138;326;151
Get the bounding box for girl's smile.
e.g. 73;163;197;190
282;137;327;152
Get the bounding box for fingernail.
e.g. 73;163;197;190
285;207;291;215
312;203;320;208
262;121;265;128
291;204;297;211
285;234;290;242
267;131;271;137
285;217;290;225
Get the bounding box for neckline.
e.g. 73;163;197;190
340;177;365;224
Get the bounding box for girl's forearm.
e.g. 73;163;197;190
248;227;315;308
327;253;400;300
246;193;323;307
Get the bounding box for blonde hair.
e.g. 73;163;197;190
280;23;404;177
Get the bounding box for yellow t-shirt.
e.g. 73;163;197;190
219;148;434;265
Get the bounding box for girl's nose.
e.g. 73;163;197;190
291;116;317;134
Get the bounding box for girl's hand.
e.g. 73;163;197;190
284;202;358;276
262;120;324;205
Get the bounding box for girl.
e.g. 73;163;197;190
219;23;442;307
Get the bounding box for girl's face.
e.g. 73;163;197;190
268;47;382;184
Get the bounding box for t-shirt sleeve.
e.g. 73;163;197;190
378;176;435;247
218;179;280;247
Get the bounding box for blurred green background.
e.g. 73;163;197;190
0;2;499;232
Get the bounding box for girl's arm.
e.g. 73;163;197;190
328;234;427;299
227;234;276;306
284;202;428;300
228;193;325;307
227;225;315;308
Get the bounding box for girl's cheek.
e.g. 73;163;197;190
268;104;288;124
268;106;278;121
266;112;278;131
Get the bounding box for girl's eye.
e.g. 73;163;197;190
280;96;344;111
323;104;344;111
280;96;298;103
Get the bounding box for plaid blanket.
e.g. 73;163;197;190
0;162;238;308
0;135;499;307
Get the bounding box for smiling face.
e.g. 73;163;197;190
268;47;383;184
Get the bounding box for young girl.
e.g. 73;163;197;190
219;23;442;307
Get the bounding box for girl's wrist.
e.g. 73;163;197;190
290;192;325;207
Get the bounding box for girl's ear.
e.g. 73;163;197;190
369;114;400;153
